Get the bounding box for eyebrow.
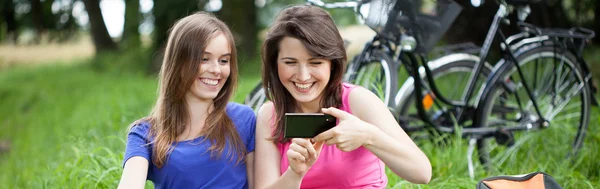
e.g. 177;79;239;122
203;51;231;57
280;57;325;61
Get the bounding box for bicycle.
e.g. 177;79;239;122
245;0;597;175
385;0;596;174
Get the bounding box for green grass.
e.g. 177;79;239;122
0;52;598;188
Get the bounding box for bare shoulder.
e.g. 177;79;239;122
348;86;386;108
347;86;390;120
256;101;274;128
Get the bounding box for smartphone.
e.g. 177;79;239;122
284;113;336;138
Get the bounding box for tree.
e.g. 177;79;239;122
83;0;117;53
149;0;200;72
122;0;140;48
217;0;258;58
1;0;18;43
29;0;44;43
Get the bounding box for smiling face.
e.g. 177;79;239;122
186;33;231;103
277;37;331;105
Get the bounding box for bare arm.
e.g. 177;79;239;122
350;87;432;184
254;102;307;189
117;156;149;189
246;152;255;189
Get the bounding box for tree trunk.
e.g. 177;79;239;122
1;0;18;43
122;0;140;48
83;0;117;53
30;0;44;43
149;0;200;72
217;0;258;58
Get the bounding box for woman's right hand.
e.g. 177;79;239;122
286;138;324;176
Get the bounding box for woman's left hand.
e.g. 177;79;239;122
312;107;375;152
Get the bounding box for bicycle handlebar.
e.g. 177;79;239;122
306;0;359;9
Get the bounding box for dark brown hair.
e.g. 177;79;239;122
261;5;347;143
131;12;244;167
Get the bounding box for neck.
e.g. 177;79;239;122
180;97;213;140
296;98;322;113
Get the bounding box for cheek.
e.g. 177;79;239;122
198;64;207;74
222;65;231;77
320;65;332;80
277;65;291;79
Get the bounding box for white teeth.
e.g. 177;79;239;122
201;79;218;86
294;83;312;89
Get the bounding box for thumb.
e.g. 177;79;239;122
322;107;349;120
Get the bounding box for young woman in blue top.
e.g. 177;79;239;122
117;12;256;189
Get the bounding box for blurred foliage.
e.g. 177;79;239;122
258;0;358;29
1;0;599;73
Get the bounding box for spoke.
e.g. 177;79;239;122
551;112;582;123
547;83;584;120
553;60;566;96
538;59;557;96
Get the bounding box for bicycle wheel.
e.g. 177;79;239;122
346;52;398;106
244;82;267;114
476;43;591;171
394;54;492;134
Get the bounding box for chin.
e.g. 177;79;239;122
291;94;318;103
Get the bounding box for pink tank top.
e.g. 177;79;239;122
275;83;388;189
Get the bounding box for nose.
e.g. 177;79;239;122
296;64;311;81
206;60;221;75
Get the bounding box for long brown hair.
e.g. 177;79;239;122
132;12;245;168
261;5;347;143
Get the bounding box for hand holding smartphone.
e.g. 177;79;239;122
284;113;336;138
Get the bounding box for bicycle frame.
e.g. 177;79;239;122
401;0;596;138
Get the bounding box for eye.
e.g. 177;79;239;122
310;61;323;65
219;59;230;64
284;61;297;65
202;58;210;62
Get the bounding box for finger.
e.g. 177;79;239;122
335;143;350;152
289;142;310;160
321;107;349;120
299;140;317;159
292;138;316;156
286;150;306;162
297;138;318;159
312;128;336;143
325;137;338;145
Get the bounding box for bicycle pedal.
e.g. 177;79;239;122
502;79;517;93
494;129;515;147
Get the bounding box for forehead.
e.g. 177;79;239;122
278;37;311;58
204;33;231;54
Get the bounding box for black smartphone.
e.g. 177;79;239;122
284;113;336;138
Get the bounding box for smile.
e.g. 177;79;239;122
200;78;219;86
294;82;313;91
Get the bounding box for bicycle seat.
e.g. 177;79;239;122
504;0;540;5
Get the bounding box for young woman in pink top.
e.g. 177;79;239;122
254;5;432;189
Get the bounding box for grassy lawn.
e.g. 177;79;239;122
0;51;598;188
